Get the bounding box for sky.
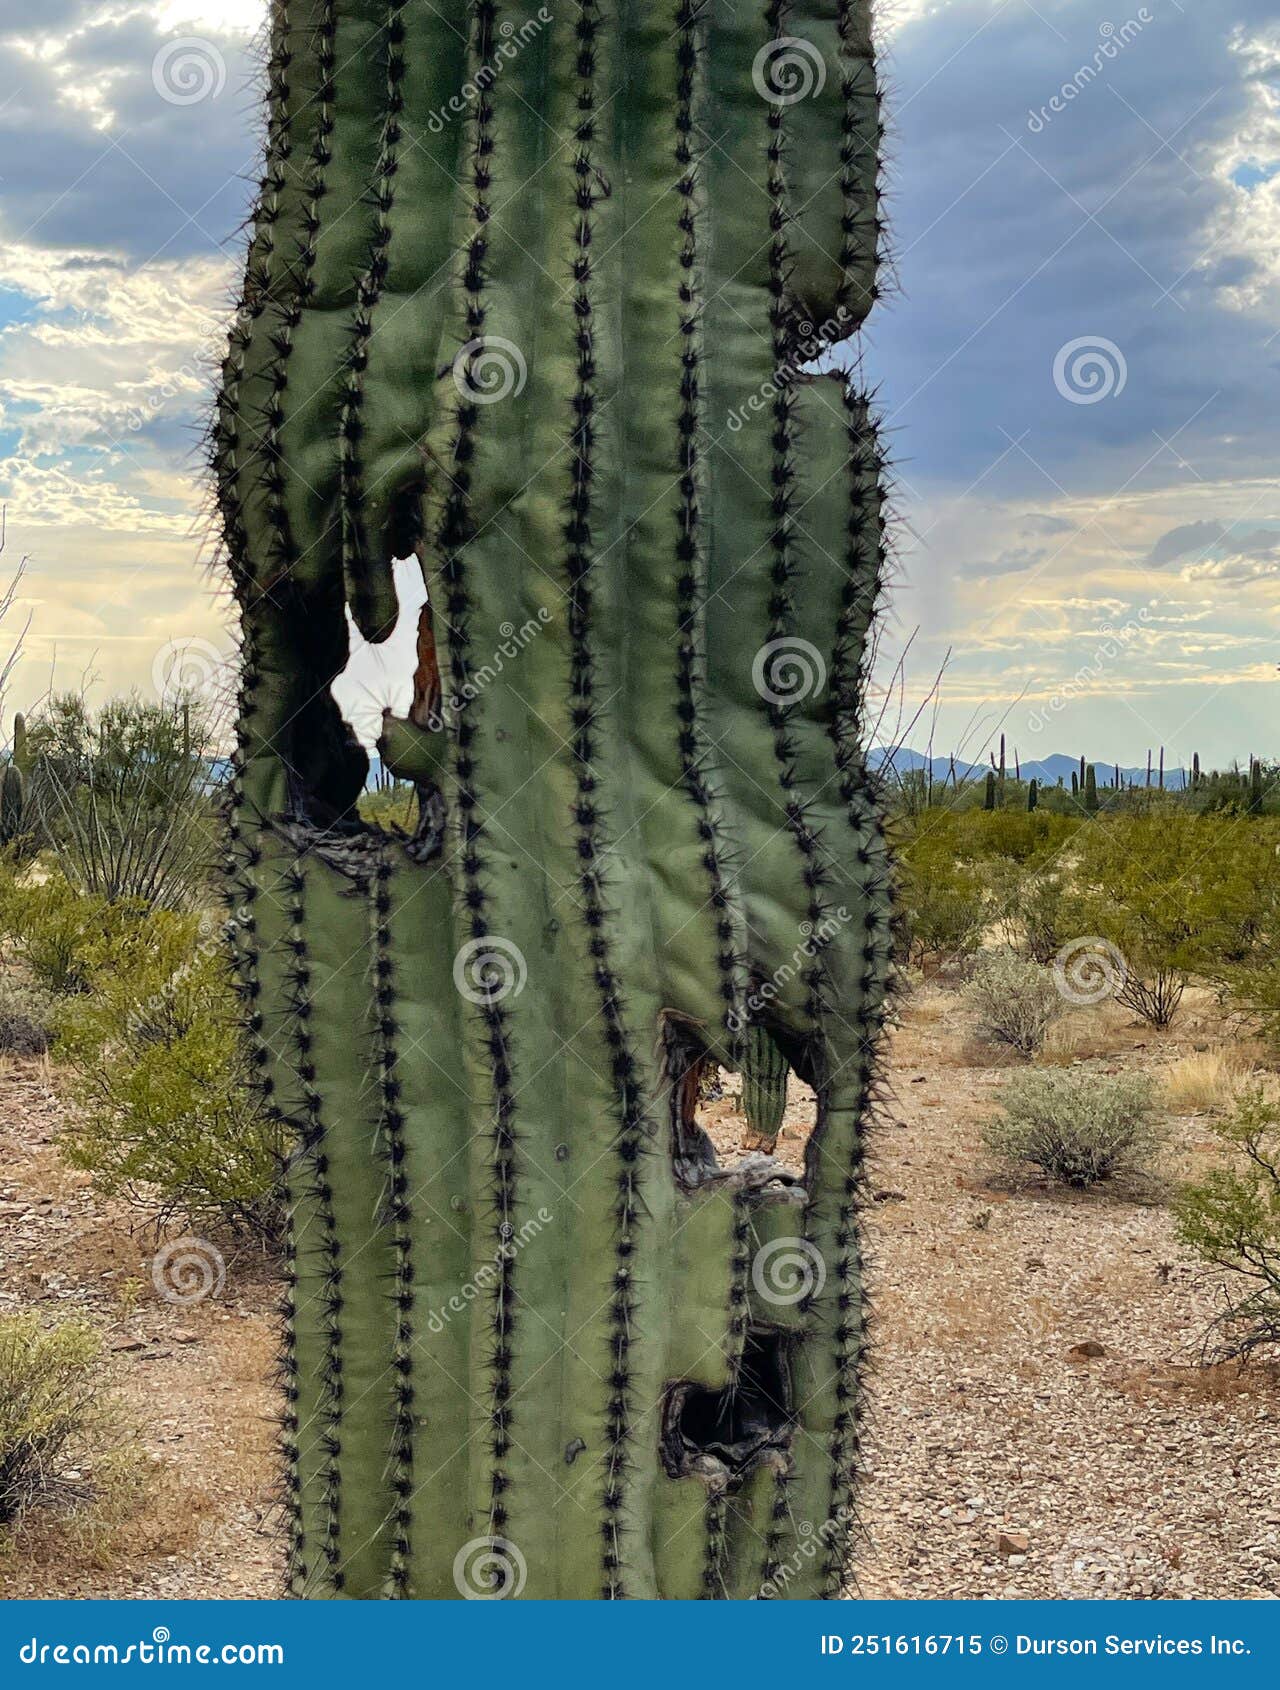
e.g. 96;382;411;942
0;0;1276;770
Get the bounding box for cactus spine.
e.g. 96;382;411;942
216;0;890;1601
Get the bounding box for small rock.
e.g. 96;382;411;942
171;1329;199;1345
996;1531;1030;1557
109;1336;145;1353
1068;1340;1107;1361
873;1189;907;1204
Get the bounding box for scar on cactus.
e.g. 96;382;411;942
216;0;893;1599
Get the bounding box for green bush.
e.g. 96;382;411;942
966;951;1064;1057
0;873;137;995
0;976;53;1057
26;693;216;910
1065;814;1280;1028
1174;1086;1280;1361
0;1315;104;1526
983;1069;1161;1187
896;817;988;969
55;909;282;1241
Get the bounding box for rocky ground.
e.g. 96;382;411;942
1;984;1277;1599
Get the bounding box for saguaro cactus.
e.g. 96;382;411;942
215;0;891;1600
0;761;23;848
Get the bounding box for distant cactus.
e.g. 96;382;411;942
1027;779;1038;812
1085;765;1099;814
0;762;24;848
1071;771;1079;797
12;713;28;775
984;770;997;811
1250;759;1264;816
739;1024;790;1152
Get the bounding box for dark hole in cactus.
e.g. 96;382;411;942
662;1330;794;1490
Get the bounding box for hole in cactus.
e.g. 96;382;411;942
671;1033;817;1186
324;558;446;857
662;1330;794;1490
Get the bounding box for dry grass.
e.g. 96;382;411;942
1162;1047;1252;1115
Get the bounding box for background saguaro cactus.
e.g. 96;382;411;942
215;0;892;1600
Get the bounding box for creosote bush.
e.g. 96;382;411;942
966;950;1064;1057
55;909;281;1242
1174;1086;1280;1361
0;1315;104;1527
0;872;137;996
0;976;53;1057
983;1069;1162;1187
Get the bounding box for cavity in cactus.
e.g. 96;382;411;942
214;0;891;1601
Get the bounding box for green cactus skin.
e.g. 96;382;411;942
740;1025;791;1150
0;761;23;847
216;0;891;1600
12;714;28;776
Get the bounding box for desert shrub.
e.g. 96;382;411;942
26;693;217;910
1174;1087;1280;1361
0;1315;104;1526
896;818;988;969
1065;814;1280;1029
55;910;282;1241
0;976;53;1056
966;951;1064;1057
983;1069;1161;1187
1012;867;1079;964
0;872;138;995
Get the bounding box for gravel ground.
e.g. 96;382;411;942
851;991;1280;1600
1;982;1276;1599
0;1059;280;1599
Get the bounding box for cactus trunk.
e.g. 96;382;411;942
216;0;891;1601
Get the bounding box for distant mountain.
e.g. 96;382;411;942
870;747;1190;792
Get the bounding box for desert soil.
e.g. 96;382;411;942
2;985;1277;1599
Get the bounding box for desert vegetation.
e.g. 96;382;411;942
1;696;1278;1593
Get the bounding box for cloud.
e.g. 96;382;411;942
1146;517;1280;577
1147;520;1229;566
